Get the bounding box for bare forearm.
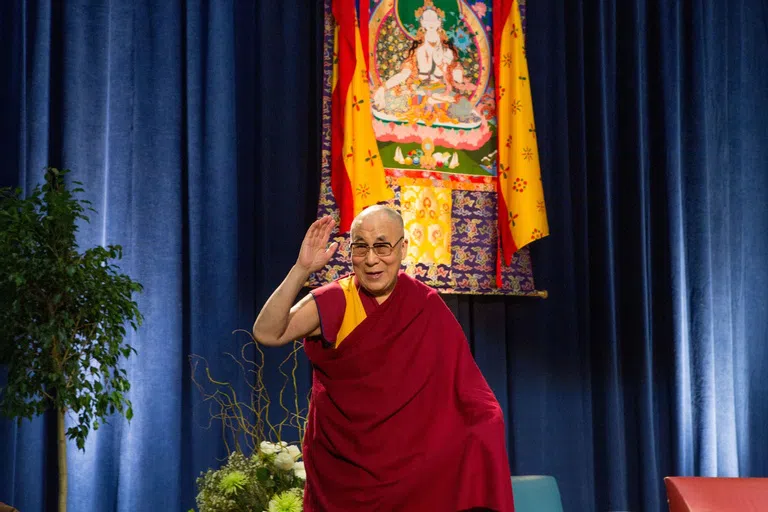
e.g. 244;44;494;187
252;264;310;344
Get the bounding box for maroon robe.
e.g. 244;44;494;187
303;272;515;511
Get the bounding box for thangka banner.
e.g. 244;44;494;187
308;0;548;295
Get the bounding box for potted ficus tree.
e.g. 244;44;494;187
0;168;143;512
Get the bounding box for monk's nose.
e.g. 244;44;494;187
365;248;381;265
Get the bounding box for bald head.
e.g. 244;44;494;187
351;205;404;239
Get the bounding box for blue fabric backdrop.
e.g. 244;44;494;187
1;0;767;511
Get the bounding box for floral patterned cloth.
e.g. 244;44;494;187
309;0;541;295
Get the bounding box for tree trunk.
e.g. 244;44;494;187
57;407;67;512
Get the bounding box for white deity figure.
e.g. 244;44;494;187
368;0;492;156
373;2;474;110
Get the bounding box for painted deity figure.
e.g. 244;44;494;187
373;4;474;110
372;0;480;127
370;0;492;155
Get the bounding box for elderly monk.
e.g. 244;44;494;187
253;205;515;512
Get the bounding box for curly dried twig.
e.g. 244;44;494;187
189;330;309;457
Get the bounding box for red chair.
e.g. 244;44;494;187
665;476;768;511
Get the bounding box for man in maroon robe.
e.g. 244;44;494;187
253;206;515;511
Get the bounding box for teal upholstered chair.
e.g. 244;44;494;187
511;475;564;512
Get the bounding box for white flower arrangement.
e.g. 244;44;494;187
190;336;309;512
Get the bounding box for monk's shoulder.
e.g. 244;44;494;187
309;277;350;345
311;279;342;301
398;272;433;298
398;273;450;313
312;274;354;299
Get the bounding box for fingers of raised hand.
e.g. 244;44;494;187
322;219;336;241
307;217;328;244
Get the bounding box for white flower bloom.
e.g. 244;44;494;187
260;441;278;455
286;445;301;460
274;451;295;471
293;461;306;480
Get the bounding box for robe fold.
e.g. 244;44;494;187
303;273;515;511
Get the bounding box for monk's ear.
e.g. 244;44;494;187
400;238;409;263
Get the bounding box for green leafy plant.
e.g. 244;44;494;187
0;168;143;512
195;444;305;512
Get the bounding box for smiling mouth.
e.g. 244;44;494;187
366;271;384;280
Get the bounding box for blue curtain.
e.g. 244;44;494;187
1;0;767;511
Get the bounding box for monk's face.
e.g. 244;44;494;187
350;211;407;302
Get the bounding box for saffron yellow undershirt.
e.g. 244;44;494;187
335;275;368;347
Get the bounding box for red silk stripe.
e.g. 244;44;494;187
492;0;512;116
496;168;518;266
493;0;518;267
359;0;370;71
331;0;357;232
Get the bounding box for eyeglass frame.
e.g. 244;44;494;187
349;236;405;258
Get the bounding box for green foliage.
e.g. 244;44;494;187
195;448;305;512
0;167;143;450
